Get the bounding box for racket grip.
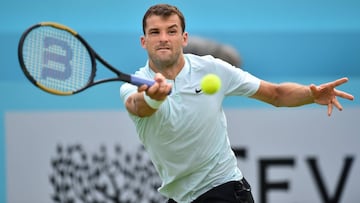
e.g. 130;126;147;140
130;75;155;87
130;75;171;95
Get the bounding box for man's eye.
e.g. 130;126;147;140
150;31;159;35
169;30;177;35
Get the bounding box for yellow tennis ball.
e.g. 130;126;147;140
201;74;221;94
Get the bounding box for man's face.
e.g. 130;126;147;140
141;14;188;68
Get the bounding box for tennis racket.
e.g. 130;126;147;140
18;22;160;96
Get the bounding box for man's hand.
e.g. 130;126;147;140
138;73;172;100
310;77;354;116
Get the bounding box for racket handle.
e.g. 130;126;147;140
130;75;155;87
130;75;171;95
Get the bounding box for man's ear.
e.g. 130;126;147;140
140;36;146;48
182;32;188;47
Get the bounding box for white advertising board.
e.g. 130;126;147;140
6;108;359;203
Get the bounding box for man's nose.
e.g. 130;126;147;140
159;32;169;41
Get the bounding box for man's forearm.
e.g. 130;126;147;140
276;83;314;107
125;92;158;117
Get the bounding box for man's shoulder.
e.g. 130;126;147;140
185;53;215;61
185;53;216;69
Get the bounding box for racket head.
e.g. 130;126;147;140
18;22;96;95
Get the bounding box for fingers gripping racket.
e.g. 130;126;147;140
18;22;157;95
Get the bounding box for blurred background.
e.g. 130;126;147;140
1;0;359;203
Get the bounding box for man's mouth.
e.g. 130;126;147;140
157;46;170;50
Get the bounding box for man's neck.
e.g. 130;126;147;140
150;56;185;80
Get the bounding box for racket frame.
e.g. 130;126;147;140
18;22;141;95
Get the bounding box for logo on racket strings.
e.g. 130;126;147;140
42;37;73;81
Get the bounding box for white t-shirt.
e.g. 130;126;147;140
120;54;260;203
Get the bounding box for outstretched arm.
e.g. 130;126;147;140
250;77;354;116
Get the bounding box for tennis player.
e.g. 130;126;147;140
120;4;354;203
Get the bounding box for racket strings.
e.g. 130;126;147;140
22;26;92;93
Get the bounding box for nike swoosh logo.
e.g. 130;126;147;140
195;88;202;94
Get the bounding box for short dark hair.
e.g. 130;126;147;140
142;4;186;35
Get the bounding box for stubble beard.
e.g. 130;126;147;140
150;49;182;71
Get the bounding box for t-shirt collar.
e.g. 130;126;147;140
145;56;190;80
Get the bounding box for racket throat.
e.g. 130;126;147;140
118;74;132;83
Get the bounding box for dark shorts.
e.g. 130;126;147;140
168;178;254;203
